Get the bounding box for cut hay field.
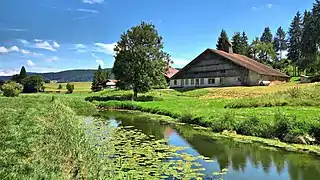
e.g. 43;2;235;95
44;82;91;93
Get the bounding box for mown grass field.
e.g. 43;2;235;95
96;82;320;144
44;82;92;93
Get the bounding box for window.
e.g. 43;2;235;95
173;80;177;85
220;78;224;84
191;79;194;85
196;79;200;85
208;78;215;84
220;70;226;73
238;77;241;82
185;79;189;85
200;78;204;84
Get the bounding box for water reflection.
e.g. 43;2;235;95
100;111;320;180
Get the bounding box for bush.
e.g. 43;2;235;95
66;83;74;94
57;84;63;89
211;111;237;132
1;82;23;97
273;111;296;140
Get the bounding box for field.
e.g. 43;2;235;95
96;81;320;144
44;82;92;93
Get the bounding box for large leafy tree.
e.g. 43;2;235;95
288;12;303;76
240;32;249;56
216;29;230;52
273;27;287;60
113;22;169;98
301;10;317;73
22;75;45;93
91;64;109;92
260;27;273;43
231;32;242;54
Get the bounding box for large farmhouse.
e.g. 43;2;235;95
170;46;289;88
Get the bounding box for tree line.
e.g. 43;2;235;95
216;0;320;76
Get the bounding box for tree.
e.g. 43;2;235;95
301;10;317;74
260;27;273;43
216;29;230;53
256;42;277;64
231;32;242;54
240;32;249;56
0;80;5;89
113;21;169;98
22;75;45;93
313;0;320;46
58;84;63;89
91;65;109;92
19;66;27;80
66;83;74;94
273;27;287;60
10;74;20;82
1;81;23;97
288;12;303;76
250;37;260;60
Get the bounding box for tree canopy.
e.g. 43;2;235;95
113;21;168;98
231;32;242;54
260;27;273;43
216;29;230;53
91;65;109;92
22;75;45;93
273;27;287;60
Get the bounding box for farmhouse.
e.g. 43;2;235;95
170;45;289;88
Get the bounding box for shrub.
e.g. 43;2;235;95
57;84;63;89
1;82;23;97
273;111;296;140
286;87;301;98
179;113;201;125
211;111;237;132
66;83;74;94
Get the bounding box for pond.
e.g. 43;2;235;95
94;111;320;180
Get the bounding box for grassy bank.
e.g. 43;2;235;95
95;83;320;145
0;94;213;179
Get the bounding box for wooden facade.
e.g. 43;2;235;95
170;49;289;88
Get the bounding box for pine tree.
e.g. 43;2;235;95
301;10;317;74
216;29;230;52
260;27;273;43
19;66;27;80
288;12;303;76
313;0;320;46
231;32;242;54
91;65;108;92
273;27;287;60
240;32;249;56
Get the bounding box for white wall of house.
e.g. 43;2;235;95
170;76;242;88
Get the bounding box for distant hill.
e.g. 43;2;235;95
0;68;114;82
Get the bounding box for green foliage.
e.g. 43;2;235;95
57;84;63;89
1;81;23;97
240;31;250;56
273;111;296;140
212;111;237;132
91;65;109;92
113;21;169;97
273;26;287;61
260;27;273;43
0;80;5;90
66;83;75;94
19;66;27;80
22;75;45;93
231;32;242;54
216;29;230;52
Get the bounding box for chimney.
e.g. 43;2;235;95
227;41;233;54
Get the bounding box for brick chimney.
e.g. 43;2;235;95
227;41;233;54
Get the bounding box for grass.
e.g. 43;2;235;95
95;82;320;145
44;82;92;93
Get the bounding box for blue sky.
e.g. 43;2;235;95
0;0;315;75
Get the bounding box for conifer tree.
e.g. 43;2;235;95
91;64;108;92
19;66;27;80
231;32;242;54
273;27;287;60
260;27;273;43
216;29;230;52
240;31;249;56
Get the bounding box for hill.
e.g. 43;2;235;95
0;68;114;82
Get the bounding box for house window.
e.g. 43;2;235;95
200;78;204;84
196;79;200;85
185;79;189;85
208;78;215;84
220;70;226;74
220;78;224;84
191;79;194;85
238;77;241;82
174;80;177;85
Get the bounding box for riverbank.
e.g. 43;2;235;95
94;83;320;146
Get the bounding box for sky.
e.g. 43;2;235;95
0;0;315;76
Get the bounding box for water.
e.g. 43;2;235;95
96;111;320;180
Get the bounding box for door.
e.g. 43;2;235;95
196;79;200;87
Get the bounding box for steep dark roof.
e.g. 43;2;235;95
171;49;289;79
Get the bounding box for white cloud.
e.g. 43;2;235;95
94;42;117;55
252;4;275;11
27;60;35;67
92;53;100;59
53;41;60;48
0;46;9;53
21;49;31;55
0;69;19;76
83;0;104;4
46;56;59;62
96;59;104;66
9;46;19;52
34;40;59;51
18;39;29;45
267;4;273;8
171;57;190;67
76;8;99;13
76;44;86;48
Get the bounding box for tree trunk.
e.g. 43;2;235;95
133;90;138;100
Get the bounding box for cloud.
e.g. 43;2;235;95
76;44;86;49
18;39;29;45
27;60;35;67
0;46;9;53
92;53;100;59
266;4;273;8
94;42;117;55
83;0;104;4
0;28;28;32
171;57;190;67
34;40;59;51
76;8;99;13
73;14;96;20
96;59;104;66
0;69;19;76
46;56;59;62
252;4;275;11
21;49;31;55
9;46;19;52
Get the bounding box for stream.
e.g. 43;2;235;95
93;110;320;180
